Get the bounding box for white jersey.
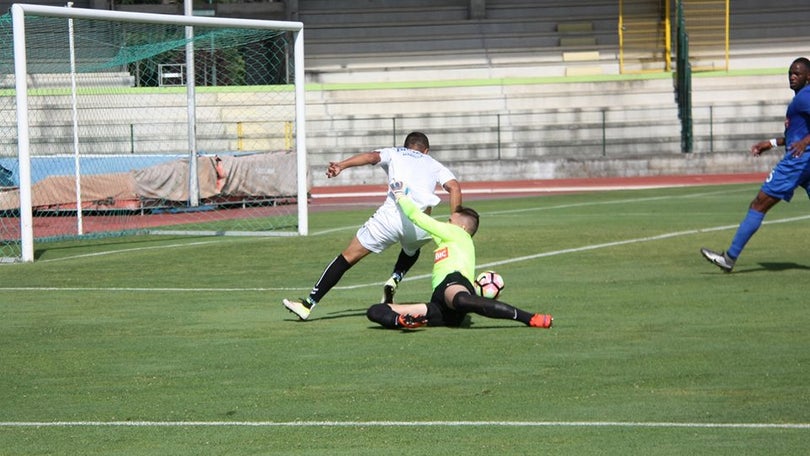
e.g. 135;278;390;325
355;147;457;254
376;147;456;211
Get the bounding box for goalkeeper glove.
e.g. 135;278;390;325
389;180;409;200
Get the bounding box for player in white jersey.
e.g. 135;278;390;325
283;132;462;320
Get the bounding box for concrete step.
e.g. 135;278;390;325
305;77;680;118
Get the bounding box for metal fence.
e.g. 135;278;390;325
305;101;784;165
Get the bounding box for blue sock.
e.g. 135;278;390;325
727;209;765;259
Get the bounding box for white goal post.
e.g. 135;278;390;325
1;4;308;263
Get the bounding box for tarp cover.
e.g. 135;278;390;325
0;151;299;211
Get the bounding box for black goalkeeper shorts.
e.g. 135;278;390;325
425;271;475;327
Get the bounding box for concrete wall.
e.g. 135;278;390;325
4;70;790;187
311;151;779;188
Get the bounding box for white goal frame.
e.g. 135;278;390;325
9;4;308;262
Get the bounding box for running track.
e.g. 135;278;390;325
2;173;765;240
310;173;767;208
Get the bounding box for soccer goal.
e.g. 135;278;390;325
0;4;307;263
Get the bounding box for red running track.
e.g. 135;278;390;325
2;173;766;240
310;173;768;208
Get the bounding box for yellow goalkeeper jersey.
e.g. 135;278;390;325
397;195;476;290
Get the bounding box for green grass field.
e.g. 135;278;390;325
2;183;809;455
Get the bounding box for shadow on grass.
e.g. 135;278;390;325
282;308;368;322
365;324;533;331
745;262;810;272
296;308;542;330
700;261;810;274
320;309;368;320
365;318;531;331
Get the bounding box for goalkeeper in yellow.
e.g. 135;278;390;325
366;181;553;329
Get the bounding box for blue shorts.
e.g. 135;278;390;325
761;152;810;202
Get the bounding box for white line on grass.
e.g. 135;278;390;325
479;214;810;269
0;420;808;429
7;214;810;293
0;284;328;291
32;187;749;265
483;187;751;216
337;213;810;291
37;239;233;264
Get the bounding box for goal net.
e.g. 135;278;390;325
0;4;307;262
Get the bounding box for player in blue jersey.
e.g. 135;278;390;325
701;57;810;272
283;132;462;320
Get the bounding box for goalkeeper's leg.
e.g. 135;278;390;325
366;303;428;329
451;291;534;324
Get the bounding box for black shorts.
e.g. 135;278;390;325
425;271;475;327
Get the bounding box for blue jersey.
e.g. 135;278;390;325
785;85;810;150
761;85;810;202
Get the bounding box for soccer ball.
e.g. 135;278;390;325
474;270;505;299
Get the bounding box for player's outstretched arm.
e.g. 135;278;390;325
392;181;459;241
326;151;381;178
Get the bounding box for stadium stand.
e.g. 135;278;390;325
292;0;809;183
1;0;808;183
300;0;621;83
